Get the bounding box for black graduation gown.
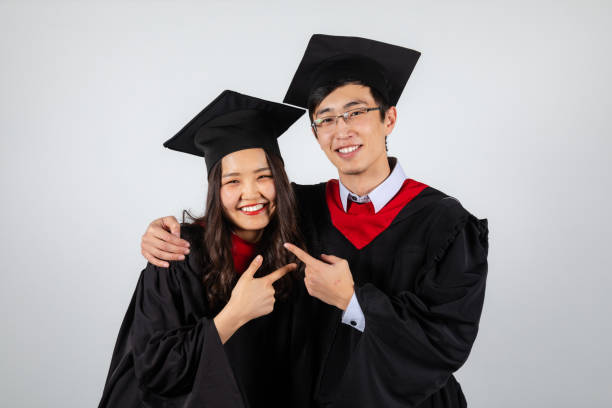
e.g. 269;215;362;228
98;224;292;408
292;182;489;408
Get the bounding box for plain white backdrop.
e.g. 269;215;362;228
1;1;611;407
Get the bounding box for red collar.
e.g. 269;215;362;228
326;179;428;249
231;233;257;274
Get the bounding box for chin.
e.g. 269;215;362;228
338;164;367;176
236;216;270;232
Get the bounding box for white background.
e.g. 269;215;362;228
1;1;611;407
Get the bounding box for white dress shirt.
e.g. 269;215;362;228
338;158;407;332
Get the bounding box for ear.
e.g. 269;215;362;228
311;125;318;140
384;106;397;135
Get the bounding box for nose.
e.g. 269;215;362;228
333;116;352;140
240;179;261;200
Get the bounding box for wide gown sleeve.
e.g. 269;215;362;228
330;208;488;407
130;260;246;407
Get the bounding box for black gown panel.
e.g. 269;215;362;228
292;183;489;408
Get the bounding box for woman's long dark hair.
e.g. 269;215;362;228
188;151;303;312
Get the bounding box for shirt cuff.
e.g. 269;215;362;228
341;292;365;332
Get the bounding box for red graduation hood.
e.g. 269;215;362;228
326;179;428;249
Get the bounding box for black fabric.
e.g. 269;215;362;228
163;90;305;172
98;224;294;408
283;34;421;108
291;182;488;408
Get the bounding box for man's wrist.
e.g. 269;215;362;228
337;286;355;310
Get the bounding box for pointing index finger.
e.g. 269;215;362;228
264;263;297;283
283;243;319;266
241;255;263;279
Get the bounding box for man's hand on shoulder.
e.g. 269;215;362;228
141;216;191;268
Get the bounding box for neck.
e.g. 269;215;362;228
233;229;263;244
339;155;391;196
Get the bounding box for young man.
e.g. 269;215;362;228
141;35;488;407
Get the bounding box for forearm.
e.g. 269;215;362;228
213;304;246;344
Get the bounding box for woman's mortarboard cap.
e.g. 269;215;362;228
164;90;305;172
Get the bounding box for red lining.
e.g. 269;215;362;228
326;179;428;249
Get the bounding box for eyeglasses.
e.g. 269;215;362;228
311;106;381;135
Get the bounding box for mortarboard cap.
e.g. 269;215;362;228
164;90;305;172
283;34;421;109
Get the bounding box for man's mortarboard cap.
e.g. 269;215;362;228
164;90;305;172
283;34;421;109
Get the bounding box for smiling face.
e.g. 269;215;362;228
219;148;276;243
312;84;396;180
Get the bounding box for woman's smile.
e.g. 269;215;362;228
239;203;268;215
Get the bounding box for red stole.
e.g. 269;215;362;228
326;179;428;249
231;233;257;274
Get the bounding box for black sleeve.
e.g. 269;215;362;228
332;211;489;407
129;261;246;407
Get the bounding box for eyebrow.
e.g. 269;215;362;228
315;99;369;117
222;167;271;178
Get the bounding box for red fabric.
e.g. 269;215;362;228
326;179;428;249
231;233;257;274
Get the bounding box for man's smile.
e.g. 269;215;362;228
335;144;363;158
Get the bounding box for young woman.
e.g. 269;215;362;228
98;90;306;408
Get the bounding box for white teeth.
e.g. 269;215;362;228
240;204;264;212
338;145;359;154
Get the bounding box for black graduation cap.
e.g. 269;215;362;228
283;34;421;109
164;90;305;172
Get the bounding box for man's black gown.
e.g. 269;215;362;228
98;224;293;408
292;181;489;408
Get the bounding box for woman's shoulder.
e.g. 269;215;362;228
140;222;207;286
139;258;200;298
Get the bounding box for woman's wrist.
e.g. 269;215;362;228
213;302;245;343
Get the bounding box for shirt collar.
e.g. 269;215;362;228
338;157;406;213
